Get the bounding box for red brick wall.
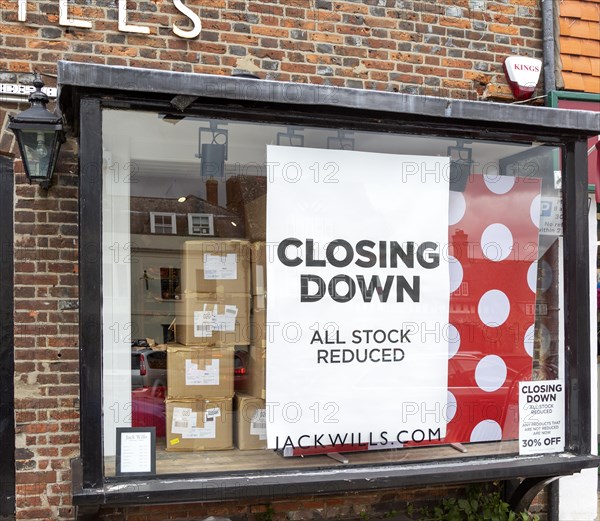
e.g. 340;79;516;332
0;1;546;519
96;486;548;520
0;0;543;99
98;489;445;521
7;125;80;520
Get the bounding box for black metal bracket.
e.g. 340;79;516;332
0;156;15;521
507;476;561;513
75;506;101;521
72;458;102;520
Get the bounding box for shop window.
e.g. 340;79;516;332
150;212;176;234
188;213;214;236
101;109;565;477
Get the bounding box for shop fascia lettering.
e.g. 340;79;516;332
17;0;201;38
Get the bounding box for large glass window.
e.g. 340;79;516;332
101;109;564;476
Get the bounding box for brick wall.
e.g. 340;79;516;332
0;0;543;100
0;1;546;519
7;125;80;520
96;485;548;521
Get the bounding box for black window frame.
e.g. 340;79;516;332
0;155;15;520
58;61;600;513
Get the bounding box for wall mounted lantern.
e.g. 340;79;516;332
8;74;64;188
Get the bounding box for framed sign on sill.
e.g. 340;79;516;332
116;427;156;477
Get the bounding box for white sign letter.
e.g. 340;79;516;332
118;0;150;34
172;0;201;39
18;0;26;21
59;0;92;28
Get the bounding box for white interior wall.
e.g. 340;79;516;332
101;111;133;457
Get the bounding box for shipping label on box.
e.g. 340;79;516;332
166;398;233;451
185;358;219;386
234;393;267;450
204;253;237;280
176;294;250;346
251;242;267;302
182;240;251;294
167;345;234;399
250;409;267;440
192;304;239;338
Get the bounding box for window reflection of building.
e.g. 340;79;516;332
150;212;176;234
129;179;254;344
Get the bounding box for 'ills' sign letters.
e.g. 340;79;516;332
17;0;201;39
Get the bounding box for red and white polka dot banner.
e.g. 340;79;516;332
444;173;541;444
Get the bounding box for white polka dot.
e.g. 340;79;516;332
530;194;541;228
524;324;535;357
527;261;538;293
447;324;460;359
478;290;510;327
475;355;507;392
449;191;466;225
449;256;463;293
540;260;552;292
470;419;502;442
484;172;515;195
446;391;457;422
481;223;513;262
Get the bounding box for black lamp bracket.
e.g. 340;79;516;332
195;121;228;160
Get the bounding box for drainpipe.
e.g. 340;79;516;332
542;4;558;516
542;0;559;509
541;0;557;94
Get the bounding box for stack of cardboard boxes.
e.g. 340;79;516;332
248;242;266;400
165;239;268;451
234;241;268;450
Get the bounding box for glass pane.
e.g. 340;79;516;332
102;109;564;477
18;129;53;180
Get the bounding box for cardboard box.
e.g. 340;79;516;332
167;344;234;399
247;344;266;400
166;398;233;451
251;308;266;348
176;293;251;346
251;242;267;302
234;393;267;450
182;240;251;295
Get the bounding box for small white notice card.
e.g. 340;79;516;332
116;428;156;475
519;380;564;455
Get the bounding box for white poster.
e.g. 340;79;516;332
119;431;152;473
266;146;450;451
519;380;564;455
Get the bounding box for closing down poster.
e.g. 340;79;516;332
266;145;450;451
